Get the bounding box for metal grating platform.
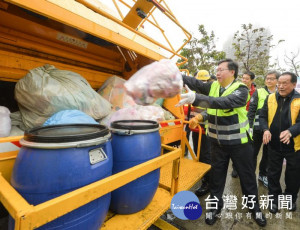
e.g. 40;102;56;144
159;157;211;192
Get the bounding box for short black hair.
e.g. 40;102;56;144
217;59;239;78
280;72;297;83
243;71;255;80
266;70;280;80
210;75;217;80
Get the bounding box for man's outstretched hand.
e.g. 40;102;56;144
175;85;196;107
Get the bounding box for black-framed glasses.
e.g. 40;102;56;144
216;68;229;72
265;77;277;81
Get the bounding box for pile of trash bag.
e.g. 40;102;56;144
98;75;176;126
106;105;165;127
15;64;111;128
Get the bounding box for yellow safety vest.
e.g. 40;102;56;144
267;93;300;151
207;81;251;145
253;88;269;128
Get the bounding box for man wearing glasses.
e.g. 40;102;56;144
176;59;266;227
260;72;300;214
248;70;280;188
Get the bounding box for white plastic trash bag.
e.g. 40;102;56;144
0;106;11;137
107;105;165;127
15;64;111;128
124;59;183;105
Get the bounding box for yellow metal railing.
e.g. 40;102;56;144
0;136;24;144
180;69;190;76
0;143;181;229
76;0;191;66
182;121;202;161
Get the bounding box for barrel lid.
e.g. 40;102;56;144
110;120;159;130
110;120;159;135
24;124;109;143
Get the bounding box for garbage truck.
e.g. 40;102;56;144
0;0;211;229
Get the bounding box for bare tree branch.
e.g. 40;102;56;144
284;49;300;76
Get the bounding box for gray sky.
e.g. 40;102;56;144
101;0;299;69
168;0;300;69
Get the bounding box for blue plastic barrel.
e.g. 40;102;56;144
9;124;112;230
110;120;161;214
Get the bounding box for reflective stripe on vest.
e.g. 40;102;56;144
208;120;249;131
254;114;259;126
254;88;269;128
208;131;248;140
268;93;300;151
207;81;250;144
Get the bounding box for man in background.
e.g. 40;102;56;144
260;72;300;213
248;70;279;187
230;70;257;178
242;70;256;111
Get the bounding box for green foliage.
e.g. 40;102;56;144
232;24;284;76
177;24;226;75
